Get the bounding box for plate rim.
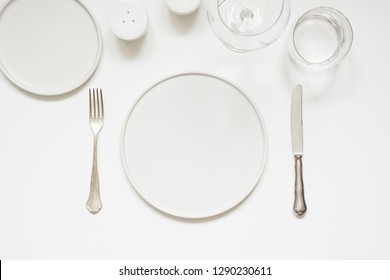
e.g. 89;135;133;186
120;72;268;219
0;0;103;96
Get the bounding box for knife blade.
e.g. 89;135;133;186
291;84;307;217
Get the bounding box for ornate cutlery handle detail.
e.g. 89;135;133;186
87;136;102;214
294;156;307;217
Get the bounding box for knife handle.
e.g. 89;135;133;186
294;155;307;217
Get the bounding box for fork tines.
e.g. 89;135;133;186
89;88;104;120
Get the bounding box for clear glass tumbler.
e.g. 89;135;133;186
288;7;353;71
207;0;291;52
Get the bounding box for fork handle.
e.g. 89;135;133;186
87;136;102;214
293;155;307;217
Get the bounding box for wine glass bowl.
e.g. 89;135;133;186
207;0;291;52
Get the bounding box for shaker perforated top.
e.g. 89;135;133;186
109;0;148;41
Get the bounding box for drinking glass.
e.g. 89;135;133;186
207;0;291;52
288;7;353;71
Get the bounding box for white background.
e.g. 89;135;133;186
0;0;389;259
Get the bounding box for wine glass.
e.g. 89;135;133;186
207;0;291;52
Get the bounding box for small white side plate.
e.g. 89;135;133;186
0;0;102;96
121;73;267;218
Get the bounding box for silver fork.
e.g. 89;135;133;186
87;88;104;214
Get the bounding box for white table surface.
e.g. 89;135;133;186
0;0;389;259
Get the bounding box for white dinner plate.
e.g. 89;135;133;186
0;0;102;96
121;73;267;218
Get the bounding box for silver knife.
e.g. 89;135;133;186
291;84;307;217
